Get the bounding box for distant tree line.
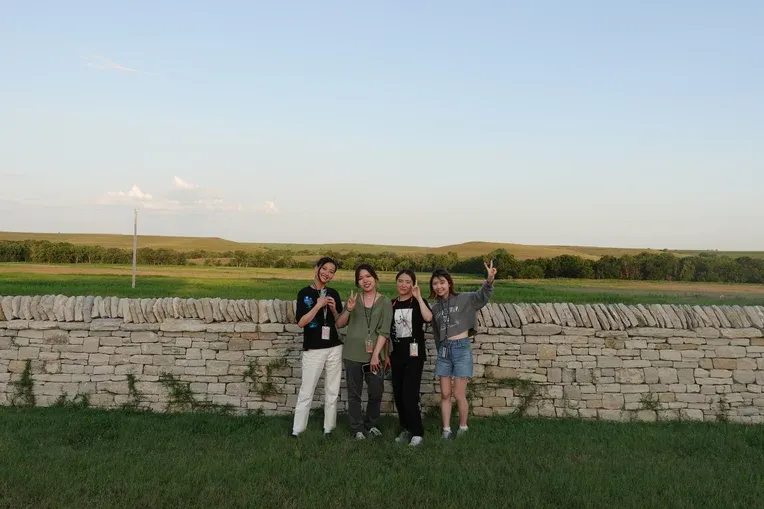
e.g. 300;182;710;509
2;239;764;284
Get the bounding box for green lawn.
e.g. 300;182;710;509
0;407;761;508
2;270;764;305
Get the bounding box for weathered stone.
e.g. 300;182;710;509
206;323;236;333
89;296;101;319
62;296;74;322
257;300;268;323
194;299;206;320
211;298;224;322
11;295;22;319
234;323;259;333
0;296;7;321
511;304;528;326
522;324;562;336
219;299;232;321
73;296;83;322
170;297;181;319
566;303;583;327
720;328;762;339
285;301;295;324
19;296;32;320
716;346;746;358
160;319;207;332
201;298;214;324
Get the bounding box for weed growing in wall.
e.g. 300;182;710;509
10;360;35;407
123;373;146;411
158;373;234;415
54;392;90;409
244;358;289;400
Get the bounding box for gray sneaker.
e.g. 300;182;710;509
395;431;411;443
441;429;452;440
457;427;469;438
368;427;382;438
354;432;366;440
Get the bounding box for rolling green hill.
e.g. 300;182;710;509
1;231;762;260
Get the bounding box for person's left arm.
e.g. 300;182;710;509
371;298;393;371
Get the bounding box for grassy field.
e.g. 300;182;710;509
0;407;762;509
5;230;761;261
2;264;763;305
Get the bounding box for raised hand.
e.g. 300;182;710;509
484;259;497;283
412;282;421;299
326;296;337;314
346;289;357;312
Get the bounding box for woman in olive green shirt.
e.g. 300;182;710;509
335;263;393;439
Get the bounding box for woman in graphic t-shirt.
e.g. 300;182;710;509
291;257;344;437
388;269;432;447
334;264;393;439
429;260;497;439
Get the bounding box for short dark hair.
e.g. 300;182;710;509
429;268;456;299
315;256;338;272
395;268;416;285
354;263;379;286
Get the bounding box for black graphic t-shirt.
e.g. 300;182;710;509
295;286;343;351
389;297;431;359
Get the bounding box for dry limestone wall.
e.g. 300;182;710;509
1;295;764;423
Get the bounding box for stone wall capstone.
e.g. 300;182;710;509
1;295;763;423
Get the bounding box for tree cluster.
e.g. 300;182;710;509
2;240;763;284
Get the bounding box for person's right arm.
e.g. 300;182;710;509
296;293;328;328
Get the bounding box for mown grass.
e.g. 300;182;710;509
1;270;763;305
0;407;762;508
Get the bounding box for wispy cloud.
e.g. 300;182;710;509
173;176;197;189
99;185;153;204
257;200;279;214
97;178;279;215
82;55;141;74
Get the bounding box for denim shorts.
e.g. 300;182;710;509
434;338;473;378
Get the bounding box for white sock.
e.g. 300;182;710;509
459;425;468;430
443;426;451;432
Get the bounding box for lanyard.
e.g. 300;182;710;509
311;283;328;322
363;291;377;337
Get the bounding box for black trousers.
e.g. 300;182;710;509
344;359;384;434
390;351;425;437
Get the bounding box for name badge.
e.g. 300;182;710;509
321;326;331;340
365;338;373;353
409;342;419;357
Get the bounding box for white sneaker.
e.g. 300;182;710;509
368;427;382;438
441;429;452;440
395;431;410;443
457;426;468;437
409;436;423;447
354;432;366;440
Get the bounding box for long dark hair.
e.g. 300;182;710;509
395;268;416;285
354;263;379;287
315;256;337;273
429;268;456;299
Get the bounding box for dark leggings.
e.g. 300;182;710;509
391;352;425;437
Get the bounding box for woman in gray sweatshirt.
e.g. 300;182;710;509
429;260;497;439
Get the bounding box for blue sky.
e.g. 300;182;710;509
1;1;762;249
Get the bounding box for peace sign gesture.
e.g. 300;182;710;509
411;281;422;300
484;259;497;283
346;289;358;312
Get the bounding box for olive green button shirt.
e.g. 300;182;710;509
342;294;393;363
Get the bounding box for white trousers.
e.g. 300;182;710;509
292;344;343;434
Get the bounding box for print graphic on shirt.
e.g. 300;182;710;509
394;308;413;338
303;295;318;328
435;304;459;332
